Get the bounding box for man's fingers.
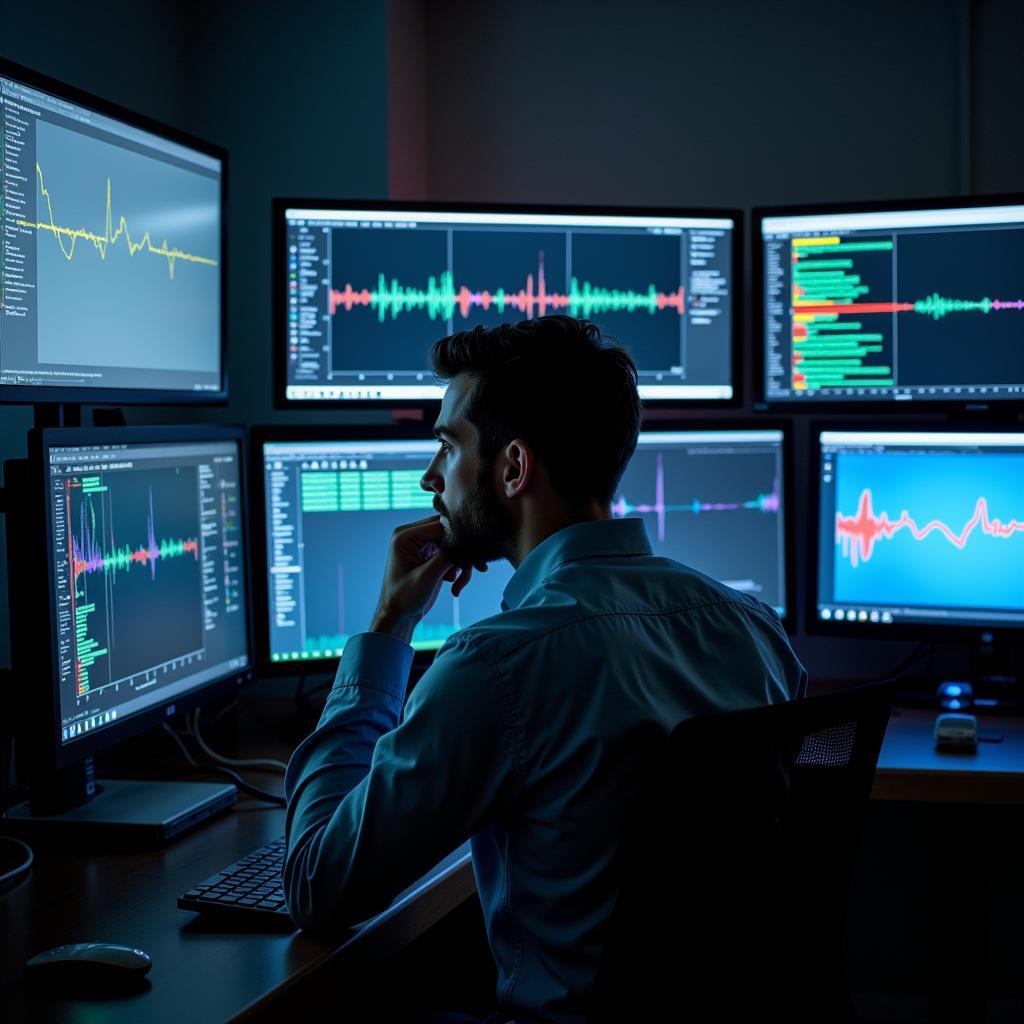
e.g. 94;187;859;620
393;514;443;537
451;565;473;597
474;561;489;572
414;549;454;585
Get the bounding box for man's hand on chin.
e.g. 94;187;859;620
370;515;487;644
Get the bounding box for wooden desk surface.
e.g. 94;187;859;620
873;706;1024;804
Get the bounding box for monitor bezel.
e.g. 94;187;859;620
0;57;229;407
635;415;796;632
752;193;1024;414
806;419;1024;643
271;197;743;411
250;421;444;676
32;424;254;774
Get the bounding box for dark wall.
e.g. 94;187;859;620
423;0;967;206
413;0;1024;685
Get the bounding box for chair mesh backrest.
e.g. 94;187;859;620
794;719;857;767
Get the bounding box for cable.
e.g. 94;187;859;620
202;694;241;731
161;723;285;807
0;835;33;887
0;731;35;889
191;708;287;774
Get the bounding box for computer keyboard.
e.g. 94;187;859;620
177;835;294;928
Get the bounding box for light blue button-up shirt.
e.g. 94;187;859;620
284;518;807;1023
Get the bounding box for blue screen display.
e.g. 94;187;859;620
818;431;1024;628
262;429;789;664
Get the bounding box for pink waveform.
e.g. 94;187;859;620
835;488;1024;568
992;299;1024;311
611;453;667;541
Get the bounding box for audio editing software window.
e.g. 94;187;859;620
282;207;735;402
263;430;786;666
0;71;222;394
48;440;248;744
817;431;1024;627
263;439;515;661
762;204;1024;403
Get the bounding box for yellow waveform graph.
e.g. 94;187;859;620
16;163;218;280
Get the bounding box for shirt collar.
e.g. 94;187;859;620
501;518;652;611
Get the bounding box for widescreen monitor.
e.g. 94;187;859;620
255;425;788;671
0;59;226;404
274;200;739;406
38;427;251;766
757;196;1024;408
815;429;1024;634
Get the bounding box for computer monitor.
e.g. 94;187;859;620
6;426;252;782
254;429;516;670
813;428;1024;637
0;59;226;404
274;200;739;406
616;427;790;620
756;196;1024;409
254;423;789;673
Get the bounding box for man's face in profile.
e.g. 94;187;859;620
421;374;515;566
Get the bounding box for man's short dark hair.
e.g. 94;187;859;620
430;316;641;505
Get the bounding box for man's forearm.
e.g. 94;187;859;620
283;632;414;929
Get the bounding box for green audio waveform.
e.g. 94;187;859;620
912;293;1021;321
366;271;675;322
92;537;196;574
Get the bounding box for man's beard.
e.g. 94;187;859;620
434;463;515;565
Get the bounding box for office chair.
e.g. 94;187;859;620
593;682;894;1023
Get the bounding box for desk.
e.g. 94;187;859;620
2;698;1021;1023
873;706;1024;804
0;697;477;1024
863;705;1024;1023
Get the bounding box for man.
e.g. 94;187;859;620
284;315;807;1023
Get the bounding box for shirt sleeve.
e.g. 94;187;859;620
283;630;518;933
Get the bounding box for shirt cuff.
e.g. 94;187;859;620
333;631;415;702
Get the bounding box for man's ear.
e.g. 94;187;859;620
502;438;532;498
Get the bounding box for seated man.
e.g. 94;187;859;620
284;315;807;1023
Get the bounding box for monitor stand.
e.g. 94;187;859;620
6;757;237;844
969;631;1020;711
934;631;1022;715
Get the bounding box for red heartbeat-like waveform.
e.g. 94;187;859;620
835;488;1024;567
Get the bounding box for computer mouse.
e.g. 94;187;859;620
934;712;978;753
24;943;152;989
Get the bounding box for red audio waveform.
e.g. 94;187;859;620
835;488;1024;567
